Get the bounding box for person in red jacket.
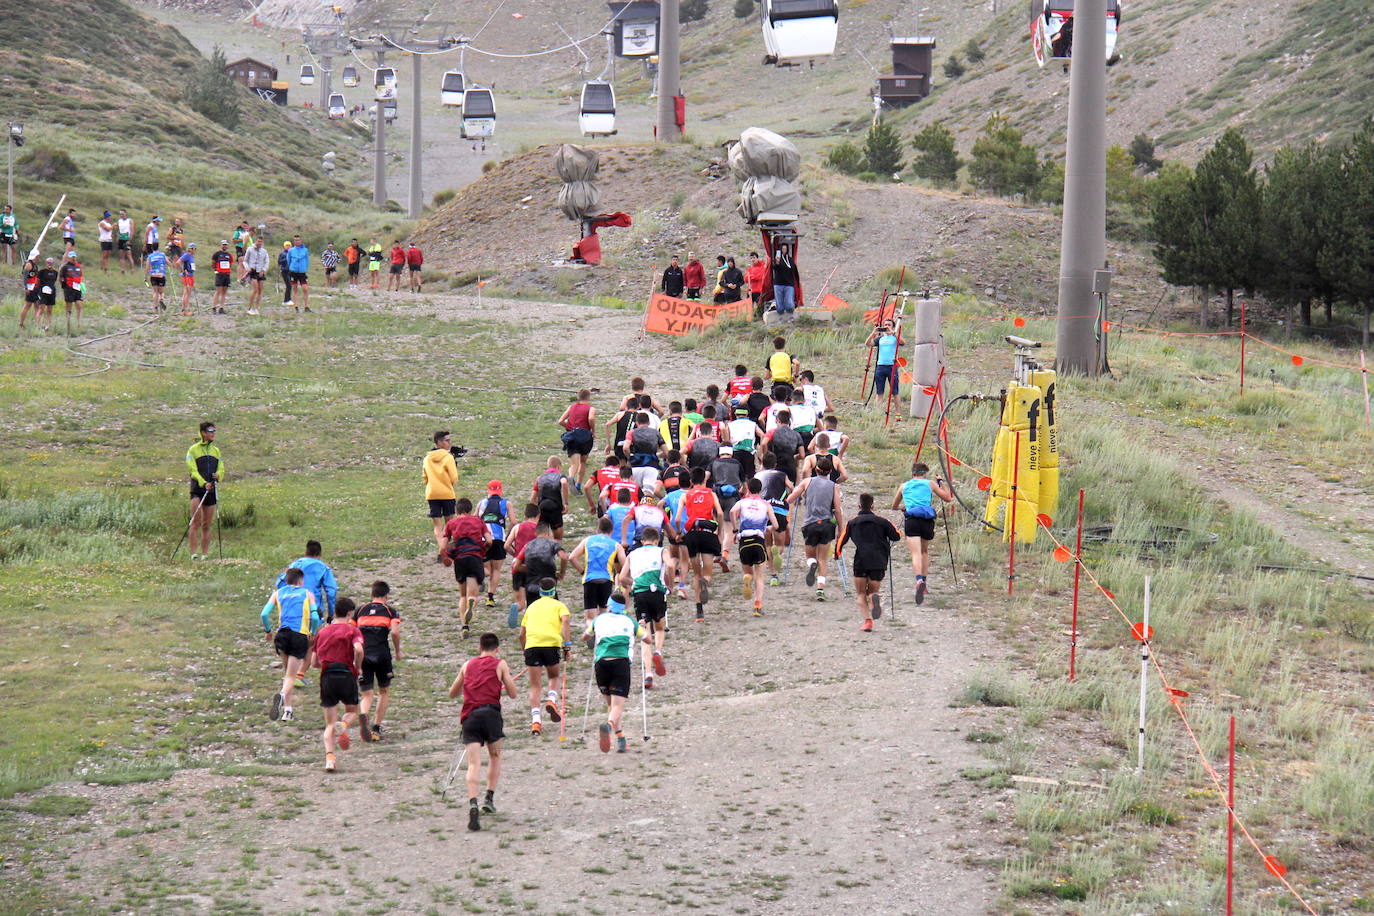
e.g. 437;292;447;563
745;251;768;319
683;254;706;301
387;242;406;291
405;243;424;292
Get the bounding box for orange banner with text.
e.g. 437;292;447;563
644;293;753;336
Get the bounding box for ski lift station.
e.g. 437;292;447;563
579;80;617;136
441;70;466;107
876;36;936;107
460;87;496;139
761;0;839;66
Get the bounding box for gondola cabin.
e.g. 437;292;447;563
762;0;839;66
327;93;347;118
299;64;316;86
460;87;496;139
374;66;398;100
1030;0;1121;67
441;71;466;107
341;65;360;87
383;101;398;123
579;81;617;136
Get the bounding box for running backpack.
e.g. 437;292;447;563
481;497;506;525
688;436;720;467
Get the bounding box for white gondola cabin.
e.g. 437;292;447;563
460;87;496;139
761;0;839;66
327;93;346;118
578;81;617;136
341;65;360;87
299;64;317;85
374;66;398;101
1030;0;1121;67
441;70;466;107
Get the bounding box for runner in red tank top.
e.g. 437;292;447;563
557;389;598;495
448;632;518;831
680;468;724;621
588;455;623;514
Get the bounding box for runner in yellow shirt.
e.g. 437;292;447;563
518;578;571;736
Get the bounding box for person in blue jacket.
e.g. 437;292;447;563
276;539;338;621
286;234;311;312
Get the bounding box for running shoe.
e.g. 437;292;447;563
303;307;312;313
544;699;562;723
871;595;883;620
336;722;350;751
861;619;873;633
324;753;336;772
485;595;495;608
675;584;688;600
652;651;667;677
481;794;496;814
294;675;306;689
462;604;475;629
531;720;543;736
718;556;731;573
359;713;373;742
280;707;294;722
694;605;705;622
616;735;627;753
698;579;710;604
572;481;583;494
372;724;385;741
805;562;818;587
915;579;927;605
815;588;826;602
598;722;612;753
468;804;481;832
753;601;764;618
643;674;654;691
269;692;283;721
768;575;780;587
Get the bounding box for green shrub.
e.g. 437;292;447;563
432;189;456;207
825;141;864;175
17;145;81;182
186;46;242;130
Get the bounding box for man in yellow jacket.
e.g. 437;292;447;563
424;430;460;551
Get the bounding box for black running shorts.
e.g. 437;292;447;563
583;579;613;611
684;530;721;558
485;539;507;562
453;555;485;585
854;564;886;582
461;705;504;746
150;276;166;288
359;656;394;690
595;657;631;698
633;590;667;623
273;628;309;660
190;482;218;506
802;520;837;547
772;511;789;534
538;499;563;531
319;664;360;707
523;646;562;669
427;498;456;518
738;533;768;568
214;274;230;288
903;515;936;541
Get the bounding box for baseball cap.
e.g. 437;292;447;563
103;210;111;218
187;242;197;249
220;239;228;245
152;216;162;222
487;480;503;494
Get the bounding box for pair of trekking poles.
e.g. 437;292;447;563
168;482;223;559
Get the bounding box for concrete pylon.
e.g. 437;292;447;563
909;298;947;419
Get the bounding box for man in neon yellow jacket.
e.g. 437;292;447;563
185;421;223;560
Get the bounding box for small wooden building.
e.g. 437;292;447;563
224;57;278;91
876;37;936;107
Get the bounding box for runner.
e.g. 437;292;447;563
890;462;954;605
798;370;832;415
97;211;114;270
604;395;638;463
568;516;626;622
34;258;57;331
58;252;83;328
788;389;819;448
231;220;251;273
447;632;520;831
519;578;572;736
556;388;596;494
441;498;489;636
275;540;338;623
624;411;666;493
657;401;695;455
837;493;901;631
184;421;221;560
512;523;569;605
423;431;460;551
367;238;383;289
761;409;804;484
754;453;793;585
744;377;771;423
707;448;744;562
356;580;402;742
177;242;196;315
312;597;363;771
260;566;321;723
286;235;311;312
765;336;799;401
685;408;723;472
19;258;38;329
321;242;341;288
582;602;651;753
507;504;541;620
387;241;405;291
587;455;623;514
0;204;18;265
701;385;726;420
477;481;513;608
116;211;134;271
726;406;764;480
531;456;571;541
406;242;423;291
799;434;849;482
788;457;844;601
732;479;779;616
657;450;689;498
659;480;690;599
242;238;268;315
60;208;76;252
606;487;637;551
822;415;851;458
680;468;725;621
618;526;670;688
166;218;185;261
210;240;233;313
632;493;668;549
344;238;362;288
683;398;704;427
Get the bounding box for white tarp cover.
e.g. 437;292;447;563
556;144;601;220
730;127;802;224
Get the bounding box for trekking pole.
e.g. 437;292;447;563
216;485;224;560
640;660;651;742
858;289;888;399
942;506;958;585
169;493;207;559
558;665;568;742
577;664;595;742
780;536;794;585
888;552;896;621
835;553;852;596
882;370;898;428
441;743;468;799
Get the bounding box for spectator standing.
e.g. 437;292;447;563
143;216;161;259
97;211;114;270
177;242;197;315
661;256;684;298
367;238;383;289
286;235;311;312
746;251;768;318
406;243;424;292
322;242;341;288
344;238;362;287
116;210;134;270
0;204;18;265
60;209;77;252
683;254;706;301
243;237;268;315
719;257;745;304
387;241;405;291
771;243;798;322
277;242;293;309
166;218;186;261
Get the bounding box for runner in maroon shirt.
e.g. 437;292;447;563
313;598;364;772
448;632;519;831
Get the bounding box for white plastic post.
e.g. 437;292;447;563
909;298;945;418
1138;574;1151;775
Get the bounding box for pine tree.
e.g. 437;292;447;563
942;55;965;79
187;46;242;131
680;0;709;22
1318;124;1374;346
1150;162;1207;318
910;123;962;185
862;117;904;176
968;116;1040;197
962;39;985;64
1191;128;1263;326
1258;144;1332;326
1129;133;1163;172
